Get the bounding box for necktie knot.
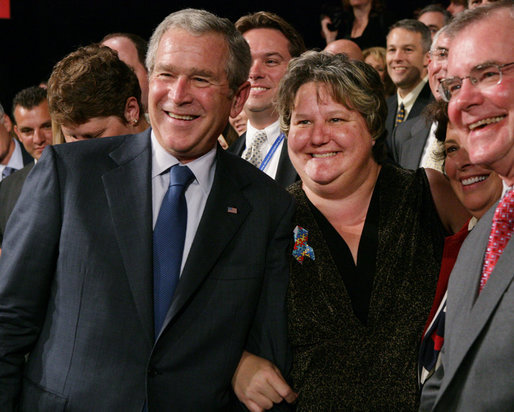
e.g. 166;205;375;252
169;165;194;188
2;166;16;179
243;131;267;167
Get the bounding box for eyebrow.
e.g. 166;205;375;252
155;63;217;79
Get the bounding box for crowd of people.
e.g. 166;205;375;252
0;0;512;410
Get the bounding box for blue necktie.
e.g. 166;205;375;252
153;165;194;338
2;166;16;180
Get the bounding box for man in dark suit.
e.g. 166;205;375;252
0;86;53;248
385;19;433;152
229;12;304;188
420;3;514;410
389;27;451;171
0;9;294;411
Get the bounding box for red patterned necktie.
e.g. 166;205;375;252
479;188;514;292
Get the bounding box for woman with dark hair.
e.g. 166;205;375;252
321;0;395;49
233;52;469;410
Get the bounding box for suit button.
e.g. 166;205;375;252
148;367;160;377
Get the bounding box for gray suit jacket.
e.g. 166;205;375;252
385;82;433;156
390;116;432;170
0;129;295;411
419;201;514;411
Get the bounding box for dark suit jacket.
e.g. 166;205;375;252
420;201;514;411
229;131;298;189
0;162;34;246
20;143;34;166
0;129;295;411
385;82;433;156
390;116;432;170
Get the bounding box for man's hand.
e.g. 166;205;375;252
232;351;297;411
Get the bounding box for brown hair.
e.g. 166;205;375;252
235;11;306;58
48;44;142;126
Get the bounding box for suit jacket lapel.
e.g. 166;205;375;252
102;130;154;344
275;138;298;189
162;148;251;330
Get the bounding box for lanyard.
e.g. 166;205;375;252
258;133;285;171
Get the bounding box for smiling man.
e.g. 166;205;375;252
420;3;514;410
389;26;451;170
385;19;433;141
229;11;305;188
0;8;294;410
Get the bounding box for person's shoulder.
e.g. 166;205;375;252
218;148;293;202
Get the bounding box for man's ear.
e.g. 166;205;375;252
124;96;141;125
230;81;250;119
3;114;14;133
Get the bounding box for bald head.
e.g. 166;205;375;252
324;39;363;61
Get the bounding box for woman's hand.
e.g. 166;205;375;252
232;351;297;411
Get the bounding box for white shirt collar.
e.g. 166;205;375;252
150;129;216;196
397;76;429;116
246;120;281;147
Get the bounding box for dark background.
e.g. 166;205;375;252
1;0;441;116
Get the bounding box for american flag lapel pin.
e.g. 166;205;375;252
227;206;238;214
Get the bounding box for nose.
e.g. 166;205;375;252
453;147;472;170
249;59;264;80
171;76;192;105
310;121;330;146
33;128;45;144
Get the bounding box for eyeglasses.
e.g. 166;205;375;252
429;48;449;62
439;62;514;102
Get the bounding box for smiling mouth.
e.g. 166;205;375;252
251;87;269;92
469;116;505;130
312;152;337;158
167;112;198;121
461;175;488;186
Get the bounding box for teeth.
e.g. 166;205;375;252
469;116;504;130
312;152;336;158
252;87;267;92
168;112;196;121
462;175;487;186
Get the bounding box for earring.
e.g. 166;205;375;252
132;118;138;125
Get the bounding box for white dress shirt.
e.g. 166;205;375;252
151;131;216;274
397;76;429;119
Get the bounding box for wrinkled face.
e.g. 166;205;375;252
428;33;450;100
386;28;429;95
243;28;292;122
444;123;502;218
418;12;446;39
287;82;375;195
61;116;130;142
149;28;246;163
102;36;149;111
364;54;386;82
14;101;52;159
447;14;514;180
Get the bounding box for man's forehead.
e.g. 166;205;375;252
14;101;50;121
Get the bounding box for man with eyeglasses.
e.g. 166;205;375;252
420;2;514;411
389;26;451;171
